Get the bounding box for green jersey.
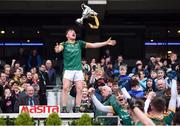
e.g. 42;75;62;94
147;111;174;125
61;40;86;70
96;94;132;125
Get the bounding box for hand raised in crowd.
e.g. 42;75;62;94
147;91;156;100
88;87;95;96
175;65;179;71
11;59;16;67
106;37;116;46
5;89;11;99
54;43;63;53
54;43;60;53
12;59;16;63
4;81;9;87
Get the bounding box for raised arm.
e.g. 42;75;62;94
121;87;155;126
85;37;116;48
168;79;177;112
144;92;156;114
177;95;180;108
89;88;114;113
91;94;115;113
54;43;64;53
133;107;156;126
11;59;16;67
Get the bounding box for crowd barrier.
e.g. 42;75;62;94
46;89;75;112
96;116;121;126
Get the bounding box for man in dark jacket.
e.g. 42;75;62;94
14;86;39;113
45;60;56;89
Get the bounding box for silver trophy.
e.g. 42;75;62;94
76;3;98;25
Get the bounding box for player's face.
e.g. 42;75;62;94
66;30;76;40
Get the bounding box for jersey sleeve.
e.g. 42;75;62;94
78;40;86;48
164;110;175;125
109;95;132;125
109;95;121;113
60;42;65;47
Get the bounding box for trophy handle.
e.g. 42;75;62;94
88;15;99;29
81;3;86;10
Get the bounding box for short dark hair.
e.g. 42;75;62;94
135;99;145;111
107;78;114;83
150;69;157;73
15;60;20;65
138;70;144;77
65;27;76;35
151;97;166;112
112;81;118;86
130;79;139;87
11;81;19;86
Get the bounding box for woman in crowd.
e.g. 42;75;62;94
2;88;15;113
144;78;156;94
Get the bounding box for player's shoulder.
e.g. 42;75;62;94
60;41;65;44
60;41;66;46
76;40;86;43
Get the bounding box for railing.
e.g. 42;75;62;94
96;116;122;126
46;87;75;112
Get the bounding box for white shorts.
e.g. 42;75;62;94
63;70;84;81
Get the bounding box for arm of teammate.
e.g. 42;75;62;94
123;92;155;125
144;91;156;114
91;94;115;113
144;99;151;114
54;43;64;53
133;107;156;126
85;37;116;48
168;79;177;112
121;88;155;126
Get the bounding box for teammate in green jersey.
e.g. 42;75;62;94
89;86;133;125
55;28;116;112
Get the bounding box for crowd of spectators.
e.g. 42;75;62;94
0;47;180;125
0;48;56;113
78;52;180;125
